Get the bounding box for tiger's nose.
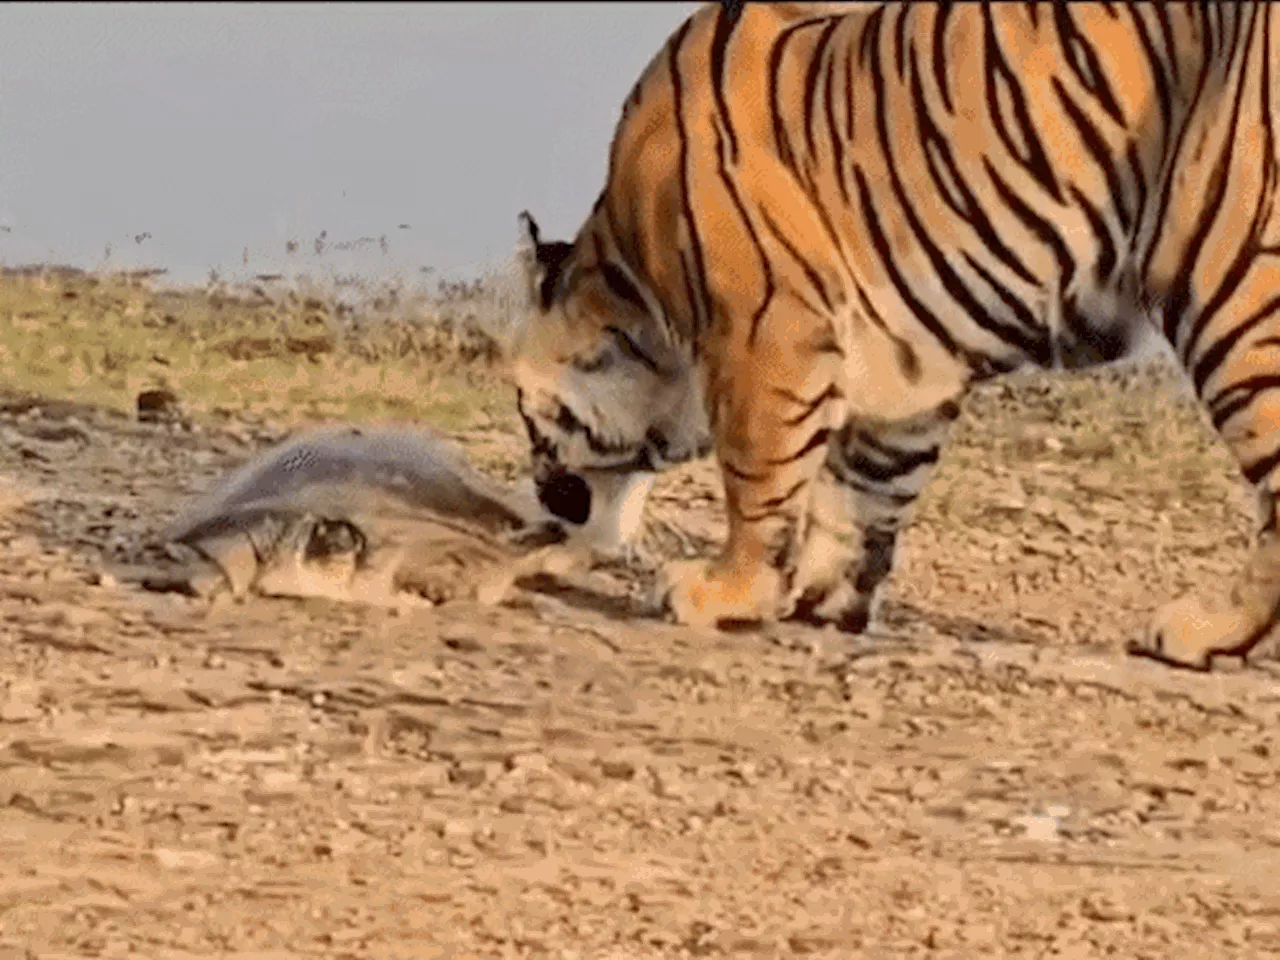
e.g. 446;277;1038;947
536;469;592;526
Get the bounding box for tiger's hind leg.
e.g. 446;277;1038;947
788;401;960;634
1126;34;1280;668
1128;350;1280;671
1131;490;1280;671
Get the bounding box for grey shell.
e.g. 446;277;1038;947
166;425;548;545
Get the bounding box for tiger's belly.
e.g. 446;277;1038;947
828;251;1149;423
832;301;973;423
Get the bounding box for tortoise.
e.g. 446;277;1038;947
134;425;596;609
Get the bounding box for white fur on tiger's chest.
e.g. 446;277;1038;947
579;471;658;552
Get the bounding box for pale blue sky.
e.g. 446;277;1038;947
0;2;701;287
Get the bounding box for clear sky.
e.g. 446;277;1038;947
0;2;702;288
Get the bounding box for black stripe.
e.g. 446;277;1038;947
1065;183;1118;284
853;167;966;359
911;47;1040;286
1053;3;1125;125
668;19;713;344
1126;141;1148;232
765;427;831;467
1150;2;1181;86
724;462;767;484
600;193;643;297
777;384;843;427
893;4;911;81
871;34;1044;362
741;478;809;520
599;262;648;313
852;282;892;338
804;19;842;177
982;4;1064;204
896;341;923;382
858;6;884;70
1200;1;1220;58
1223;3;1239;59
536;395;644;464
1209;374;1280;431
844;33;859;143
1245;446;1280;486
844;482;917;507
603;323;660;373
1138;45;1211;282
1122;0;1174;147
1165;14;1259;352
1261;6;1277;229
983;157;1076;292
1185;218;1272;367
1051;78;1132;235
769;17;836;175
1192;294;1280;393
932;1;954;114
677;248;703;356
1054;80;1136;239
757;204;836;314
711;124;776;350
710;3;743;165
854;426;941;464
963;253;1052;364
852;280;925;371
826;24;851;208
814;331;843;356
1058;294;1128;364
917;93;975;220
1145;1;1181;87
853;527;898;595
844;446;939;485
1187;2;1204;52
771;20;858;289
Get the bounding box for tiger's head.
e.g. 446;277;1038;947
503;211;709;552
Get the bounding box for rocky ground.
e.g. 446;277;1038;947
1;355;1279;959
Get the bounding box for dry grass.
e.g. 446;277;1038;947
0;266;521;433
0;263;1233;506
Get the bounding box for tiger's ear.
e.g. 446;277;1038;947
516;210;542;256
516;211;574;312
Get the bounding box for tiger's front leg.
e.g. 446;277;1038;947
657;311;838;630
1126;96;1280;671
657;492;808;630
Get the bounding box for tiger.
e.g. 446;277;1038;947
503;0;1280;673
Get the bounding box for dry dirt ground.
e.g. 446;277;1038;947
1;360;1280;959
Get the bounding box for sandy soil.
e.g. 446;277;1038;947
1;369;1279;959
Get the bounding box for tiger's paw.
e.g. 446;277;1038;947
656;558;782;631
1127;596;1253;672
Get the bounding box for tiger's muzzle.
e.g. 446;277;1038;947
535;467;593;526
